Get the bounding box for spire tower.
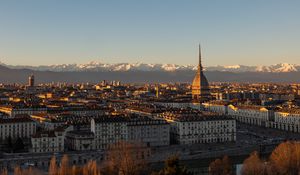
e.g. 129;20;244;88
192;44;210;102
199;44;202;69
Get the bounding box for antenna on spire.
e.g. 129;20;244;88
198;44;202;70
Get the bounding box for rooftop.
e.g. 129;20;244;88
161;108;232;122
0;117;35;124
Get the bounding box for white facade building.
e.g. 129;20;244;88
227;105;269;126
267;109;300;132
161;109;236;145
202;102;228;115
91;115;170;149
65;131;95;151
202;102;300;133
31;126;72;153
127;119;170;146
0;117;36;141
91;117;128;149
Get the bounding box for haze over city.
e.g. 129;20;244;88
1;0;300;66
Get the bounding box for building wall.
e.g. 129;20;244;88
267;112;300;132
10;108;47;117
91;121;127;149
128;123;170;146
91;118;170;149
65;133;95;151
205;104;300;133
202;103;228;115
31;132;64;153
0;121;36;141
170;119;236;145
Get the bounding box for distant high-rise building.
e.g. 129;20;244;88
155;84;159;98
112;80;121;86
191;45;210;102
100;80;107;86
28;74;35;87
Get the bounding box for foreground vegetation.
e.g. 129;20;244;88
209;141;300;175
0;155;191;175
2;141;300;175
0;142;191;175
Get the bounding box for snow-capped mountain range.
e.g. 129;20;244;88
0;61;299;73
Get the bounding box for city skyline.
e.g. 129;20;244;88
2;1;300;174
0;0;300;66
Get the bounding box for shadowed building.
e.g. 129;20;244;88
192;45;210;102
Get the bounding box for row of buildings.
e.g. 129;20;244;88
203;102;300;133
161;109;236;145
0;106;237;153
0;104;105;117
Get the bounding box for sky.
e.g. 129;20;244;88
0;0;300;66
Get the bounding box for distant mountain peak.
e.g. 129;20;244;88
254;63;298;72
223;65;241;69
0;61;299;73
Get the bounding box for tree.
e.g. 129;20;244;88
20;166;43;175
49;156;58;175
155;156;192;175
209;156;233;175
221;156;233;175
71;165;82;175
0;168;8;175
48;155;100;175
71;165;78;175
269;141;300;175
209;159;223;175
59;155;70;175
13;166;22;175
241;152;268;175
12;165;42;175
83;160;101;175
104;141;148;175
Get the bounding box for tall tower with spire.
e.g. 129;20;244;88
191;44;210;102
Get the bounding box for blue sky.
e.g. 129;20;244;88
0;0;300;66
